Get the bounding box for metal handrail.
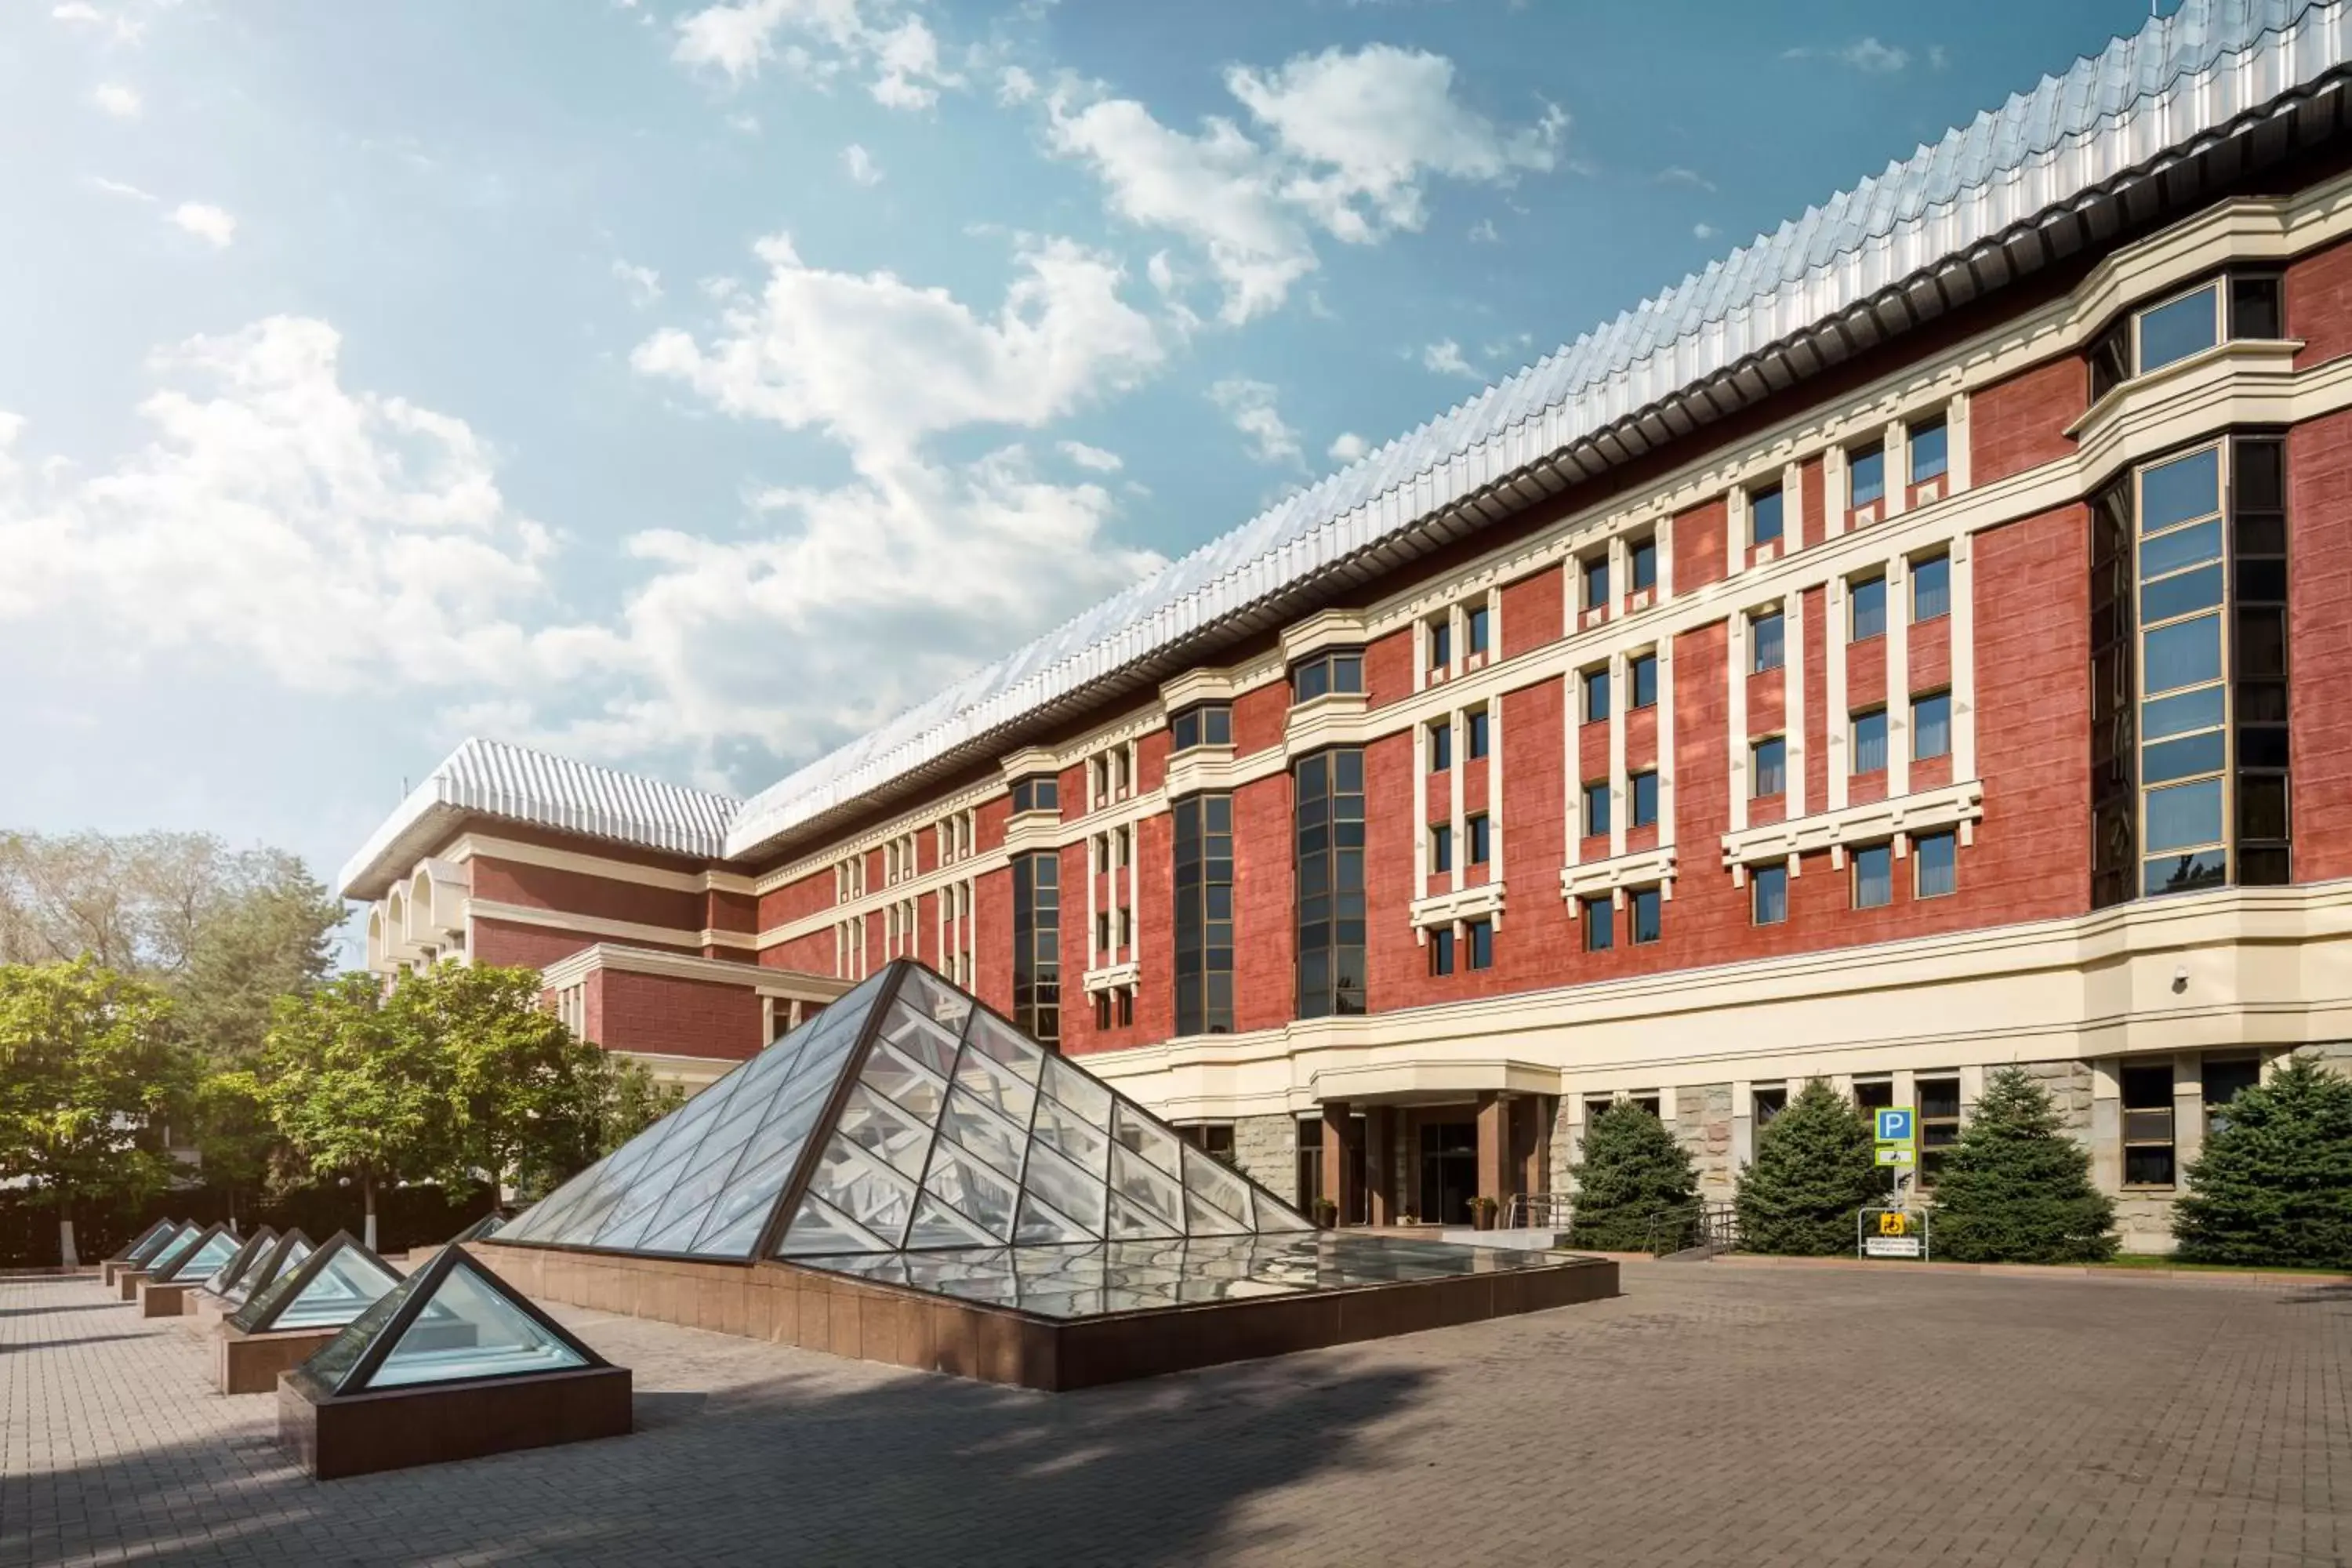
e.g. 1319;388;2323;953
1646;1200;1741;1258
1504;1193;1572;1230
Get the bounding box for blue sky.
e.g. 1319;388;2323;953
0;0;2173;920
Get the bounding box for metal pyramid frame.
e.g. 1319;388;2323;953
109;1218;180;1265
221;1228;314;1308
499;960;1315;1265
226;1229;401;1335
294;1243;611;1399
202;1226;278;1296
150;1221;238;1283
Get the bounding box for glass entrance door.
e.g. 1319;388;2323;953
1417;1121;1478;1226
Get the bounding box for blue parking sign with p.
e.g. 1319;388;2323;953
1876;1108;1915;1143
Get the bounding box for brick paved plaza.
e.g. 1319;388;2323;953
2;1262;2347;1567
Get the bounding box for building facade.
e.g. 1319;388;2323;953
340;3;2352;1250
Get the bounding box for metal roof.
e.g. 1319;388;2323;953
339;738;739;898
720;0;2352;862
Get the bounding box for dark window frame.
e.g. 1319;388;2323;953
1294;749;1367;1019
1172;794;1234;1036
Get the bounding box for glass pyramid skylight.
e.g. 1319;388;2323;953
227;1231;401;1334
113;1219;180;1265
223;1229;313;1308
151;1223;239;1283
203;1227;278;1296
499;962;1316;1272
298;1246;603;1398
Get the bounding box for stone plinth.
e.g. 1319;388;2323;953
136;1279;196;1317
214;1323;343;1396
278;1364;633;1480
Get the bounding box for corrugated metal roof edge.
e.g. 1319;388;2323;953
720;0;2352;865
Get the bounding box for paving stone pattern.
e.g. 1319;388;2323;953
2;1262;2348;1566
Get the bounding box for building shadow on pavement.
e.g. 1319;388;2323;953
4;1352;1430;1566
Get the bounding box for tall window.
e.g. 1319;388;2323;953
1294;749;1367;1018
1467;604;1490;655
1851;709;1888;775
2090;436;2291;907
1012;852;1060;1045
1751;736;1786;797
1752;862;1788;924
1582;782;1610;837
1173;795;1233;1036
1751;609;1785;673
2121;1061;2176;1186
1581;667;1611;722
1910;418;1949;485
1849;576;1887;641
1911;554;1951;621
1427;719;1452;771
1918;1076;1962;1184
1428;927;1457;976
1630;887;1662;945
1853;843;1893;909
1912;691;1952;760
1467;813;1492;866
1428;617;1452;670
1630;770;1658;829
1630;537;1658;593
1466;918;1494;971
1581;555;1610;611
1582;896;1614;951
1751;486;1784;546
2202;1056;2262;1135
1630;653;1658;709
1915;831;1958;898
1466;708;1490;760
1849;445;1886;510
1430;822;1454;874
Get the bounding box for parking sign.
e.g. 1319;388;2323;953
1875;1107;1915;1143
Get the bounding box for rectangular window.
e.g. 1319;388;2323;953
1910;418;1949;485
1583;896;1614;952
1630;770;1658;829
1751;862;1788;925
1428;618;1452;670
1582;782;1610;838
1427;720;1452;771
1751;609;1785;673
1751;486;1784;546
1465;708;1490;760
1117;989;1134;1028
2121;1061;2176;1186
1918;1076;1962;1184
1915;830;1957;898
1290;648;1364;703
1853;842;1893;909
1429;822;1453;874
1467;813;1491;865
1094;992;1112;1030
1172;794;1234;1036
1467;604;1490;655
2230;274;2284;339
1851;709;1888;775
2137;282;2220;374
1012;851;1061;1044
1011;775;1059;815
1853;1079;1893;1117
1467;918;1494;971
1911;554;1951;621
1294;750;1367;1020
1428;927;1456;977
1630;886;1662;945
1581;555;1610;611
1630;654;1658;709
1911;691;1951;760
1630;537;1657;593
1751;736;1786;797
1170;703;1233;753
1754;1085;1788;1126
2201;1056;2262;1136
1849;575;1887;641
1581;667;1610;723
1119;908;1133;948
1849;445;1886;510
1095;911;1111;952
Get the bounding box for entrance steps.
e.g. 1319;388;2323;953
1439;1227;1573;1252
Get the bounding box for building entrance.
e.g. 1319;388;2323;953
1417;1120;1478;1226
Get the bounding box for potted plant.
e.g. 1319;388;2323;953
1312;1197;1339;1229
1471;1195;1501;1232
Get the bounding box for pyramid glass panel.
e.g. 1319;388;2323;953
153;1225;238;1282
493;961;1335;1319
224;1232;312;1308
114;1219;180;1265
300;1249;604;1398
204;1228;278;1295
228;1234;401;1334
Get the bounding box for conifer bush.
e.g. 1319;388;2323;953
1929;1066;2116;1263
1734;1080;1880;1255
2172;1054;2352;1269
1568;1100;1700;1251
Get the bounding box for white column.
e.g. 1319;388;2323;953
1127;826;1139;965
1608;652;1629;859
1414;720;1432;896
1728;611;1751;833
1608;535;1629;617
1787;591;1809;819
1884;420;1910;520
1951;534;1977;789
1450;710;1467;892
1947;391;1972;494
1490;691;1506;896
1887;555;1911;799
1563;676;1581;869
1725;487;1748;580
1450;604;1466;678
1657;640;1676;856
1657;514;1675;603
1086;834;1100;970
1783;460;1805;553
1826;579;1849;812
1824;448;1849;540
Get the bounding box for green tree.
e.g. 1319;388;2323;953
1735;1080;1882;1255
0;959;194;1265
252;973;450;1250
595;1054;684;1166
1567;1100;1700;1251
1930;1066;2116;1263
2172;1055;2352;1268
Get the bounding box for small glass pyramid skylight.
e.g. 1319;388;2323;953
152;1224;239;1283
227;1231;401;1334
499;963;1318;1283
114;1219;180;1265
203;1227;278;1296
223;1230;314;1308
448;1213;506;1245
298;1247;603;1398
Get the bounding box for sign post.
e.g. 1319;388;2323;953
1861;1108;1926;1259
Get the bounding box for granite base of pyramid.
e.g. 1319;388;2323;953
217;1323;343;1396
278;1363;632;1479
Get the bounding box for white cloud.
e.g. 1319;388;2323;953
1327;430;1369;463
1784;37;1910;73
841;143;883;185
633;233;1160;470
1928;44;1948;71
997;64;1037;104
1044;44;1566;322
169;202;235;247
52;2;143;42
671;0;960;111
1058;440;1121;472
1420;339;1481;380
1207;378;1301;466
0;318;587;695
1467;217;1498;244
1657;165;1715;192
92;83;140;118
726;111;761;134
612;259;663;307
86;175;154;202
1693;223;1718;241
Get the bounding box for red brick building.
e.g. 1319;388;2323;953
341;4;2352;1250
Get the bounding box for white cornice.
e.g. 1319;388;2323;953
539;942;848;1000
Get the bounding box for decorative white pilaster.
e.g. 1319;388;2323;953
1888;555;1911;798
1826;579;1850;811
